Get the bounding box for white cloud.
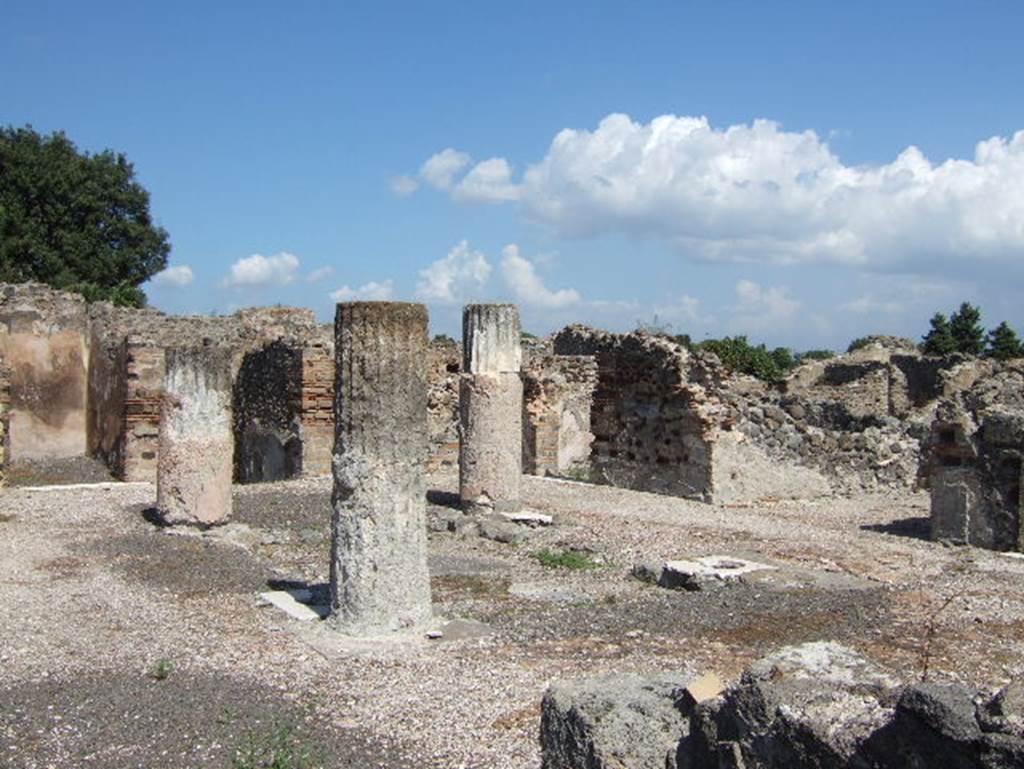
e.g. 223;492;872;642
329;279;394;302
500;244;580;309
390;175;419;197
151;264;194;288
306;266;334;283
661;294;710;325
415;240;492;303
840;274;965;316
454;158;520;203
224;252;300;288
730;279;800;332
426;113;1024;269
420;148;472;191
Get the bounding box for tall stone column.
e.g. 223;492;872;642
330;302;432;634
156;345;234;526
459;304;523;514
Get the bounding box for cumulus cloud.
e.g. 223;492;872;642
422;113;1024;269
150;264;194;288
454;158;520;203
415;240;492;303
390;175;419;197
306;266;334;283
840;274;964;316
500;244;580;309
420;148;472;191
224;252;300;288
330;279;394;302
730;279;800;332
658;294;711;326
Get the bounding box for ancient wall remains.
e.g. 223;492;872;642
928;362;1024;551
296;334;335;477
522;355;598;477
552;326;725;500
0;283;90;460
120;336;165;482
427;340;460;471
0;356;9;486
231;326;335;482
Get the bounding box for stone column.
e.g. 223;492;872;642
459;304;523;514
330;302;432;634
156;345;234;526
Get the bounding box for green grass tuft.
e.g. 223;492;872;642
232;722;316;769
534;549;601;570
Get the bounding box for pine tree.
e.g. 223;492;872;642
949;302;985;355
986;321;1024;360
922;312;957;355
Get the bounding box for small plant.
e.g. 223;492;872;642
560;465;592;482
534;548;600;570
150;659;173;681
232;721;316;769
920;589;965;682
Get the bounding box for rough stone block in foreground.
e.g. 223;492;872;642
156;346;234;526
460;304;523;513
330;302;432;634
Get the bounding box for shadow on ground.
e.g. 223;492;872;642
0;671;405;769
860;516;932;542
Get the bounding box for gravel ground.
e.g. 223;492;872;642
3;471;1024;767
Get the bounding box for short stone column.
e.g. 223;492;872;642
330;302;433;634
156;346;234;526
459;304;523;513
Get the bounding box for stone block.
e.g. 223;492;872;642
156;345;234;526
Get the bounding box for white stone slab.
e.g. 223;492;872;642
259;590;329;622
499;511;553;527
661;555;775;588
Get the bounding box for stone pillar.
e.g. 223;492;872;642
459;304;523;513
156;346;234;526
330;302;432;634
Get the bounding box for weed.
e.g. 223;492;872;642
150;659;173;681
920;589;965;682
0;513;15;524
534;549;600;570
560;465;592;483
232;721;316;769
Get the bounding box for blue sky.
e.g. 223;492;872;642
3;1;1023;349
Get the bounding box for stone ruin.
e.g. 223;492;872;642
541;641;1024;769
927;360;1024;550
1;281;1022;555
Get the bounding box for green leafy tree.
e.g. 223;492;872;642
949;302;985;355
697;336;785;382
986;321;1023;360
921;313;957;356
847;336;873;353
0;125;170;307
770;346;796;373
798;349;835;361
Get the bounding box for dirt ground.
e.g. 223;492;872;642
2;469;1023;768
